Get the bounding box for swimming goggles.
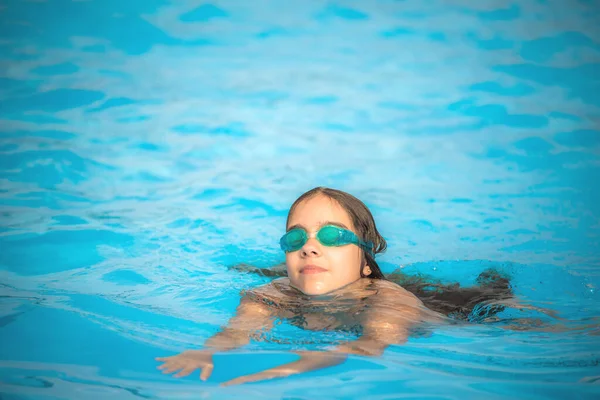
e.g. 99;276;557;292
279;225;374;256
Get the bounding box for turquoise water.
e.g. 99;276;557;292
1;0;599;398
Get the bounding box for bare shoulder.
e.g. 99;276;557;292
369;279;447;323
236;285;274;317
370;279;424;308
243;278;292;307
246;278;289;295
248;278;291;296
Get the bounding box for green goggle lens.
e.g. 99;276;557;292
284;229;307;249
279;225;374;256
316;225;342;245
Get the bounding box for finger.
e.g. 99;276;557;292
221;370;289;387
155;356;171;361
161;364;183;374
157;362;174;370
200;364;214;381
174;366;197;378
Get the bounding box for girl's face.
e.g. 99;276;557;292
285;194;367;295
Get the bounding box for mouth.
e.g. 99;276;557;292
300;265;328;274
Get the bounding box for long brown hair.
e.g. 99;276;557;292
286;187;387;279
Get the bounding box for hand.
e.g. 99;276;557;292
221;350;346;386
156;349;215;381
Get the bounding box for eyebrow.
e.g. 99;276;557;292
287;220;350;232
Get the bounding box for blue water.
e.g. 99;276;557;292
1;0;599;398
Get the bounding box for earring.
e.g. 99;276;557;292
363;266;372;276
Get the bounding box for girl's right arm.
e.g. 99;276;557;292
204;295;275;350
156;294;275;380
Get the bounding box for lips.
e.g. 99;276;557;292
300;265;327;274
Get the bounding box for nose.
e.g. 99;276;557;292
300;237;322;258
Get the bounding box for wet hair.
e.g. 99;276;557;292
286;187;387;279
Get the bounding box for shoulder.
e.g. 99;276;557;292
243;278;294;306
369;279;423;308
237;283;277;316
369;278;408;293
248;278;291;296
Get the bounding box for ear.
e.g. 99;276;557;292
363;265;372;276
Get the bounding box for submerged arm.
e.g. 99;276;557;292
204;296;275;350
156;294;274;380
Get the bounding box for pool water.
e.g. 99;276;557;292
1;0;599;399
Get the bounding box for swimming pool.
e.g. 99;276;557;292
1;0;599;398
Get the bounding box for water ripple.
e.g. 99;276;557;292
1;0;599;398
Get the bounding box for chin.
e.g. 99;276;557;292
292;279;330;296
299;286;328;296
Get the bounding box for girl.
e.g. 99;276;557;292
156;187;509;385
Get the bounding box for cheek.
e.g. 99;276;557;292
328;247;362;272
285;253;300;271
285;253;294;265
